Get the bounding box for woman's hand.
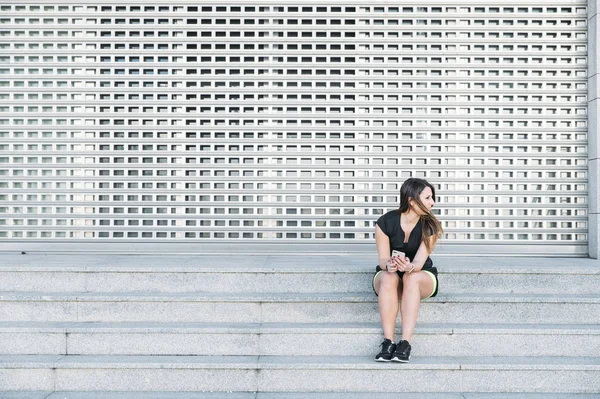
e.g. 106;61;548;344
384;256;401;272
395;256;413;273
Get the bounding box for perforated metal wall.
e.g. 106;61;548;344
0;1;590;255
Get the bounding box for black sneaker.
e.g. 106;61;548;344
391;340;411;363
375;338;396;362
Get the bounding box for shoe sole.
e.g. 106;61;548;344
375;357;392;362
391;357;410;363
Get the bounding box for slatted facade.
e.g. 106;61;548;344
0;1;591;255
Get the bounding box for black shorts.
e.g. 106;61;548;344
372;265;438;298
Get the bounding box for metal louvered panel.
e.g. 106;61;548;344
0;1;590;255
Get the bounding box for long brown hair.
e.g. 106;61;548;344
397;178;443;253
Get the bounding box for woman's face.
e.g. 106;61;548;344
412;186;435;214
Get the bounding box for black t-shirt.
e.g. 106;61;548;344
376;210;433;269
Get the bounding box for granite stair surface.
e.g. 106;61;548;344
5;394;600;399
0;253;598;396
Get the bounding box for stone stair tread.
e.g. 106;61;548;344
260;355;600;370
1;355;599;371
1;291;599;303
1;254;598;274
0;321;599;335
256;394;600;399
0;393;49;399
7;393;600;399
1;255;597;394
6;393;600;399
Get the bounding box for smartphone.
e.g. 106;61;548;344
391;250;405;258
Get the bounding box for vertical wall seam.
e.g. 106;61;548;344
588;0;599;258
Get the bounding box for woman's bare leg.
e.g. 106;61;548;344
374;271;402;341
400;271;435;343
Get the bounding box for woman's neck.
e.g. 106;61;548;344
401;210;420;225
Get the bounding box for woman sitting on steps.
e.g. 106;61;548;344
372;177;443;363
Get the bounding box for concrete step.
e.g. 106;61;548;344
0;355;598;392
1;292;598;324
6;393;600;399
1;322;598;358
1;254;598;295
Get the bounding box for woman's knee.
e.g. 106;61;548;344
378;272;400;291
402;272;422;290
403;271;435;298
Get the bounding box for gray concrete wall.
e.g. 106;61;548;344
589;0;600;258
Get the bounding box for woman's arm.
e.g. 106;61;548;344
410;235;437;271
375;224;392;270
